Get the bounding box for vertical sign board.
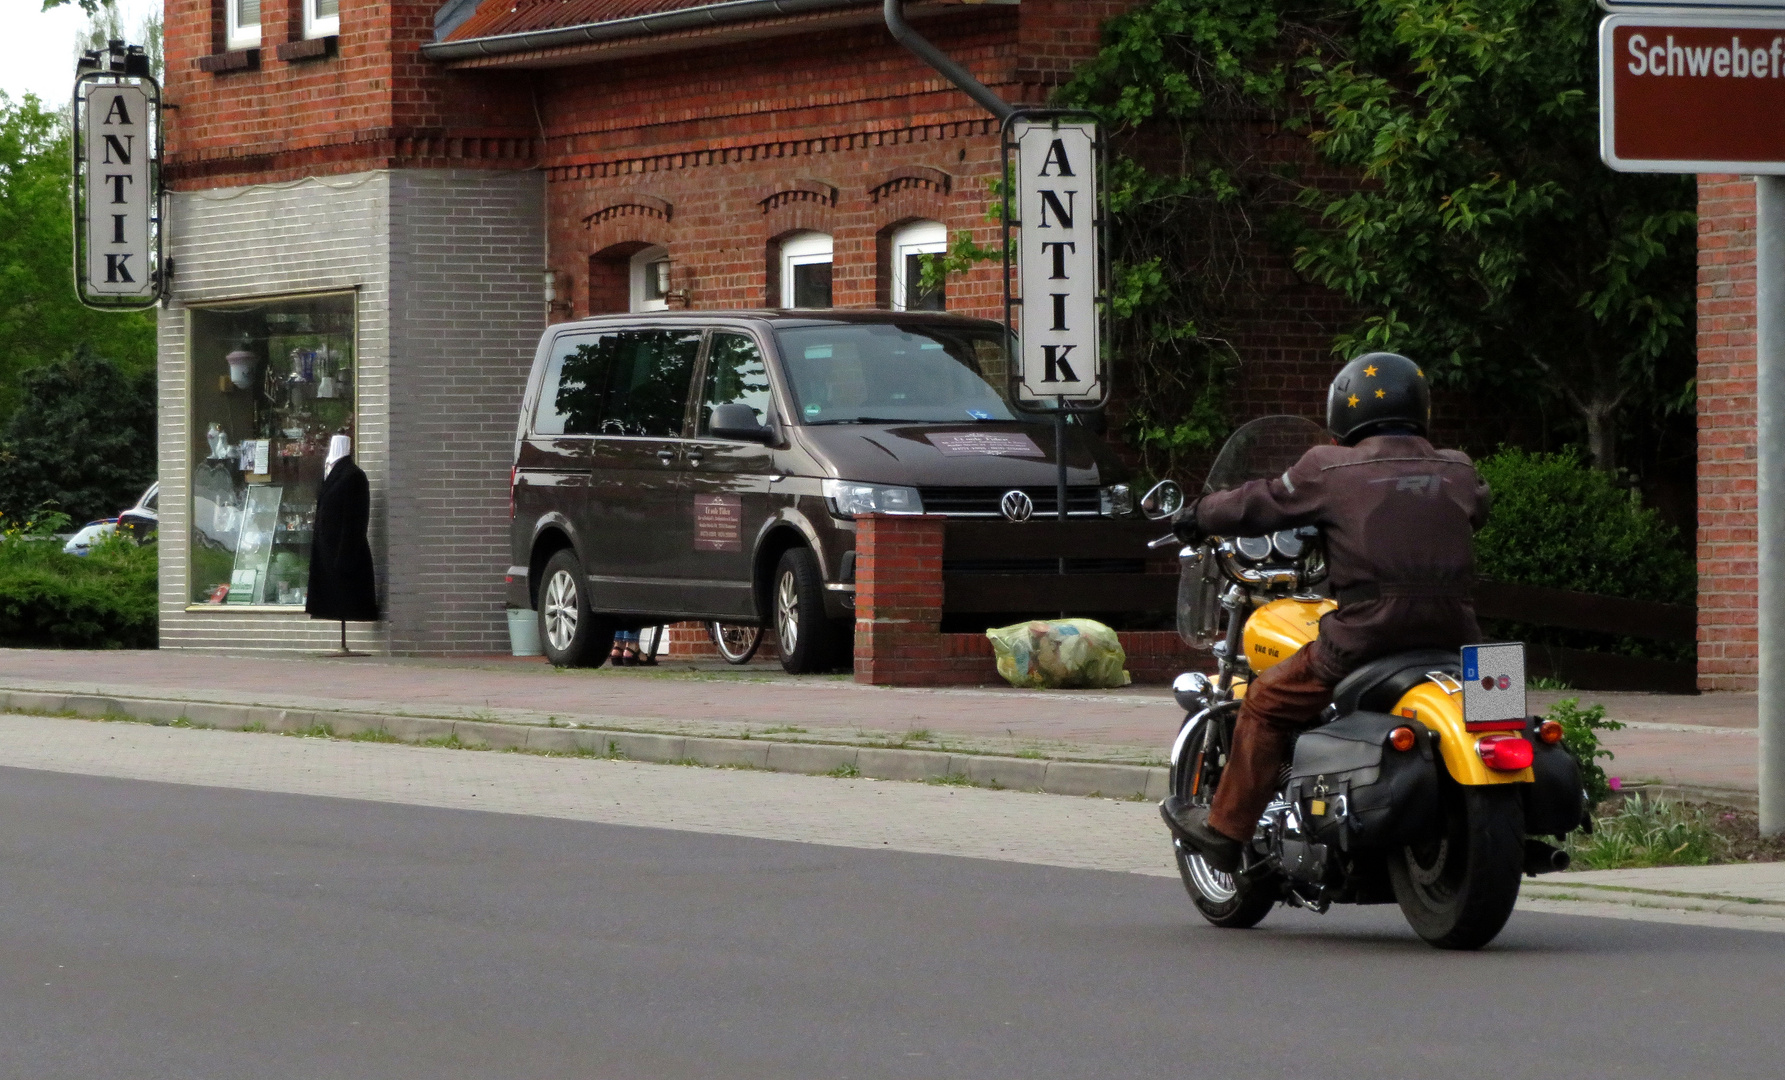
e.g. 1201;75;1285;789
1600;12;1785;173
1009;119;1103;405
76;80;158;306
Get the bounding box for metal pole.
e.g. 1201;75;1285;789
1055;404;1069;523
883;0;1014;122
1758;176;1785;836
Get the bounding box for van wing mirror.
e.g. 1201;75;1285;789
1140;480;1184;521
709;402;774;443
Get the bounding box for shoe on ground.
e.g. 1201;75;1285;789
1160;797;1244;873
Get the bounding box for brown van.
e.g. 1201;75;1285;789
507;310;1136;672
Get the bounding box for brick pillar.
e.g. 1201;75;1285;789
1698;175;1759;691
853;514;946;685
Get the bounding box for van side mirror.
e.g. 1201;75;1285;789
1140;480;1184;521
710;402;773;443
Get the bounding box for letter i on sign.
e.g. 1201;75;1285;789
1011;119;1102;404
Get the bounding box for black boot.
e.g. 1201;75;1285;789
1160;797;1244;873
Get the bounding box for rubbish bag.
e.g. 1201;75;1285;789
985;619;1132;689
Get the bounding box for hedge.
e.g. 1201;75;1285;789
0;535;156;648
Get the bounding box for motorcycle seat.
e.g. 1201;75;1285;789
1330;649;1461;716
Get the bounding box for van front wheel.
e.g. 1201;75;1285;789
773;547;834;674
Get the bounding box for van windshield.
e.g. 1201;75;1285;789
774;322;1019;424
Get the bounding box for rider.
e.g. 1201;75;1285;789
1161;352;1491;872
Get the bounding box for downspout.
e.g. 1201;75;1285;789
883;0;1013;122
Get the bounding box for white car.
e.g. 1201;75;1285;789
62;518;119;556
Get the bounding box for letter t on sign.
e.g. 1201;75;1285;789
1011;118;1101;405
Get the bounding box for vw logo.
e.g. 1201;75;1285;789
1000;490;1034;523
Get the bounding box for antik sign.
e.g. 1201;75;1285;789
73;44;162;309
1008;117;1104;405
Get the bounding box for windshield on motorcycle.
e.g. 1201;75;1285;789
1202;415;1329;494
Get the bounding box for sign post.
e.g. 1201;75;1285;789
71;41;164;310
1600;3;1785;833
1001;110;1108;522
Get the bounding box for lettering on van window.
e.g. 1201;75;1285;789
926;432;1045;457
693;494;742;552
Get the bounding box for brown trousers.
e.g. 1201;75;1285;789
1208;647;1339;841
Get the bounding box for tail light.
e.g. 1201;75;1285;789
1476;734;1534;771
1537;720;1564;745
1389;726;1417;752
509;466;518;520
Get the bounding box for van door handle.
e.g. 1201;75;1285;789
686;450;704;468
657;449;676;466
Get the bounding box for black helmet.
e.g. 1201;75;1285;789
1326;352;1430;445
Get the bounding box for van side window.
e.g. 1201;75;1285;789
699;333;773;433
596;330;702;437
534;333;603;435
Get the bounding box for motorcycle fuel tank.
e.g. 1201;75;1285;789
1243;596;1336;673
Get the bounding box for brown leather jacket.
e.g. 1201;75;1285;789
1191;433;1491;681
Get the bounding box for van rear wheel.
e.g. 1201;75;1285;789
773;548;834;674
537;550;613;668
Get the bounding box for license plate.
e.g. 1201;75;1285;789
1462;643;1527;725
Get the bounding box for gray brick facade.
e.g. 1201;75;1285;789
160;169;544;654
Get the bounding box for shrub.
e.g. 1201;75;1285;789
1544;696;1623;805
0;348;156;525
0;531;156;648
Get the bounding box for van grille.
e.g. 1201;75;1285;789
918;485;1103;518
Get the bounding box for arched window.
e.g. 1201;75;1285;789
629;245;671;312
890;220;947;312
780;232;833;308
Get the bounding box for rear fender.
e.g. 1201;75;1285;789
1390;681;1533;787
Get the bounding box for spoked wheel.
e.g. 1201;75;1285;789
707;622;763;665
1387;785;1524;950
537;550;613;668
1170;710;1276;930
773;547;834;674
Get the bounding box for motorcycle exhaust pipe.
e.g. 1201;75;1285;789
1522;839;1571;876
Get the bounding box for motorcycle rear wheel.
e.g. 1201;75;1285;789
1171;712;1276;930
1387;785;1524;950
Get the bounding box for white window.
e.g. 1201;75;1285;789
780;232;833;309
227;0;262;49
305;0;340;39
629;246;671;312
890;220;948;311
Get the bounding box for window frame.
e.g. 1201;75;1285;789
779;232;834;309
696;330;777;438
226;0;262;50
890;220;948;312
304;0;340;40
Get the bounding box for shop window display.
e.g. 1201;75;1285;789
188;293;356;607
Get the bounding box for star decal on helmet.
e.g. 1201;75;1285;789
1375;388;1386;398
1363;364;1378;377
1347;394;1360;407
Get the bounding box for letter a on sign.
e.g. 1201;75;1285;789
1012;119;1101;404
81;82;154;302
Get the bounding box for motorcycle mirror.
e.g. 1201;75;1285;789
1140;480;1184;521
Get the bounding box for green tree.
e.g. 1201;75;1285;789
0;91;156;422
0;346;156;524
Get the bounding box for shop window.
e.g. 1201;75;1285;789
780;232;833;309
187;292;356;608
890;220;947;311
227;0;261;49
304;0;339;39
629;246;671;312
698;333;773;433
536;330;700;438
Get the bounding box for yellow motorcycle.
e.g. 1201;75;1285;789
1140;416;1587;950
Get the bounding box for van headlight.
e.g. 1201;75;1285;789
823;480;925;517
1100;483;1133;517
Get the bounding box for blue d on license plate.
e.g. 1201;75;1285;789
1461;643;1526;725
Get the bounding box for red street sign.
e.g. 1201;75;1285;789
1601;13;1785;173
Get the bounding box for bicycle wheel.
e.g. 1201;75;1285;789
707;621;763;665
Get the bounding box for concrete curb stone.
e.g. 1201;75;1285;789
1523;881;1785;919
0;688;1167;800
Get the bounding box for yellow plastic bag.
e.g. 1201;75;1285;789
985;619;1132;689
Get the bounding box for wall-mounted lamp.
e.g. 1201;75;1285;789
542;268;572;316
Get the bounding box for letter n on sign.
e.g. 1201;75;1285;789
1006;116;1104;405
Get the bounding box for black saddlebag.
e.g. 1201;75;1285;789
1523;719;1589;838
1286;711;1439;851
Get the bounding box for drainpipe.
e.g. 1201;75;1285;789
883;0;1013;122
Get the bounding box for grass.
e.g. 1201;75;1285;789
1567;795;1723;869
1527;676;1573;691
419;733;489;751
761;724;807;735
346;729;402;743
826;762;861;778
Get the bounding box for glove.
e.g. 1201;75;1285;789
1170;498;1205;545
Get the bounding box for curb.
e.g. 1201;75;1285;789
0;689;1171;802
1522;880;1785;919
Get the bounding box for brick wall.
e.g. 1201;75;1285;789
1697;175;1759;691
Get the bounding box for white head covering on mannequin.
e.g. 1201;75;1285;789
325;434;352;478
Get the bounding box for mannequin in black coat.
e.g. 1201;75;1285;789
306;453;379;622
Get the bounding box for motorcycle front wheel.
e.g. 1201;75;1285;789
1171;711;1276;930
1387;785;1524;950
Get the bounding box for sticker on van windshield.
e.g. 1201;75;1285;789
804;345;833;359
804;403;821;418
966;409;993;420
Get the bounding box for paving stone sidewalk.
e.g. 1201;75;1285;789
0;649;1759;799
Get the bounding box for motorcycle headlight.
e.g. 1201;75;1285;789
1099;483;1134;517
822;480;924;518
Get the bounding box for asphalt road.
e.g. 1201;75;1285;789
0;767;1779;1080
